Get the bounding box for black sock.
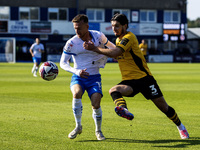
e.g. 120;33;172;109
110;91;127;108
165;106;181;126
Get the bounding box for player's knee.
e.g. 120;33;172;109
72;92;82;99
109;89;113;95
91;100;100;109
71;86;83;98
92;102;100;109
109;87;118;95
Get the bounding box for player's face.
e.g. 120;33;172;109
111;21;126;38
73;21;89;39
35;38;40;44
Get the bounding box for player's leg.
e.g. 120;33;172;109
31;57;37;76
32;63;36;73
109;84;132;108
152;96;189;139
68;83;84;139
141;75;189;139
90;93;105;140
34;58;41;76
109;84;134;120
33;62;39;77
87;75;105;140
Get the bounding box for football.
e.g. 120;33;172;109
39;61;59;81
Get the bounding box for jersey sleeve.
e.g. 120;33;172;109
40;44;44;50
60;52;81;76
100;32;108;46
100;32;116;49
30;43;35;50
117;34;132;52
63;40;76;55
60;40;81;76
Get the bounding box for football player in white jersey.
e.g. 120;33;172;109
29;38;44;77
60;14;115;140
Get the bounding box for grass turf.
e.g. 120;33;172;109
0;62;200;150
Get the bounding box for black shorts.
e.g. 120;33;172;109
118;75;163;100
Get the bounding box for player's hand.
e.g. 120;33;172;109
31;53;34;57
79;68;89;78
83;41;96;51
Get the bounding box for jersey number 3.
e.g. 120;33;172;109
149;84;158;96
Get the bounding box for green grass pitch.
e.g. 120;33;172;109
0;62;200;150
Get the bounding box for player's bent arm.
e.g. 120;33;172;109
100;32;116;49
84;41;123;57
94;47;123;58
60;52;81;76
105;40;116;49
29;49;34;57
40;44;45;53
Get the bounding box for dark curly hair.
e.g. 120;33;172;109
111;13;129;29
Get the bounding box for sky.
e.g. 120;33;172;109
187;0;200;20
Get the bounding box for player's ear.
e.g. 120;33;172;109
86;24;89;29
124;24;128;29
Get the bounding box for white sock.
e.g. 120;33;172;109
92;107;102;132
178;123;185;130
32;64;36;73
35;67;38;74
72;98;82;128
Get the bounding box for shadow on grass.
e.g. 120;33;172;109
77;137;200;148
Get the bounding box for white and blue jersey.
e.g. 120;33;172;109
60;30;111;76
30;43;44;58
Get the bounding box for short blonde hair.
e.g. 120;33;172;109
72;14;88;23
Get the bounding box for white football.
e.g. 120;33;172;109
39;61;58;81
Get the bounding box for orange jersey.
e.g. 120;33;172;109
116;32;152;80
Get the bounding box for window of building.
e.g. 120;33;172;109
112;9;130;21
19;7;29;20
30;7;39;20
49;8;68;21
164;41;178;51
87;9;105;22
140;10;156;22
0;6;9;20
164;11;180;23
147;39;157;50
19;7;39;20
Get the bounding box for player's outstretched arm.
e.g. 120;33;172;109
60;52;89;78
83;41;123;58
60;52;81;75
